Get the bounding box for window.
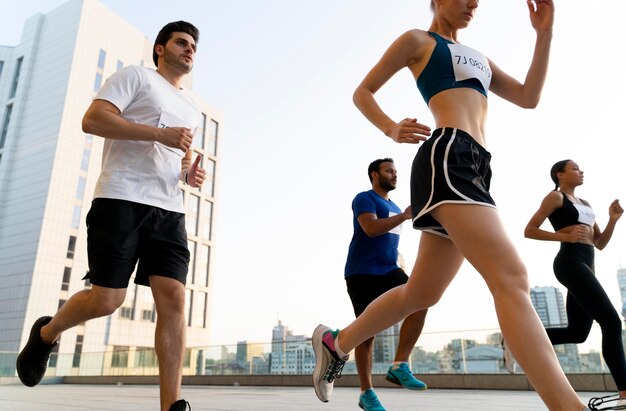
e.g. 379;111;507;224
188;240;196;283
80;146;91;171
76;176;86;200
9;57;23;98
111;346;128;368
97;49;106;69
203;159;216;197
72;335;83;368
119;306;132;319
193;113;206;150
0;61;4;79
184;289;192;326
0;104;13;149
196;244;209;287
186;194;200;236
61;267;71;291
208;119;219;156
93;72;103;92
134;348;157;368
193;292;207;328
187;290;194;326
202;200;213;240
141;309;154;322
71;205;81;230
66;236;76;258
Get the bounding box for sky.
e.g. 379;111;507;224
2;0;626;352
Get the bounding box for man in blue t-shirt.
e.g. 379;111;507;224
345;158;428;411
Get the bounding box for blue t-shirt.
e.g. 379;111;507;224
344;190;402;277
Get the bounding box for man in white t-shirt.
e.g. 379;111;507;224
17;21;204;411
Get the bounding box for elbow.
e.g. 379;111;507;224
82;113;95;134
523;226;533;239
520;95;541;109
352;89;362;108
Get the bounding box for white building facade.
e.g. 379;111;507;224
0;0;221;376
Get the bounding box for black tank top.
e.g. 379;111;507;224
548;192;596;231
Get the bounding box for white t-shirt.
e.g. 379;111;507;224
93;66;200;213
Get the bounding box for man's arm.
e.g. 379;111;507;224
82;99;193;152
357;205;412;238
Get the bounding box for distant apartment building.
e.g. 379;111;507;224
530;286;567;327
0;0;221;376
270;321;314;375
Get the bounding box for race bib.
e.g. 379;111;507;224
448;43;492;92
156;109;196;158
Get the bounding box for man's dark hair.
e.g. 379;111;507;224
152;21;200;67
367;158;394;183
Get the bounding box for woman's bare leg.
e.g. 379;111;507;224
337;232;464;352
432;204;584;411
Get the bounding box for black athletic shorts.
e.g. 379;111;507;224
345;268;409;317
84;198;190;288
411;127;496;238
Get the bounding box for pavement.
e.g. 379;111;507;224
0;384;608;410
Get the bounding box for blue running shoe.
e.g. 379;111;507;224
358;388;386;411
385;363;427;390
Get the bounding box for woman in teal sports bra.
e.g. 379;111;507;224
312;1;591;410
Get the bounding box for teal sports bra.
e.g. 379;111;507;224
416;32;492;105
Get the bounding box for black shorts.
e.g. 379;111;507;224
411;127;496;238
345;268;409;317
84;198;190;288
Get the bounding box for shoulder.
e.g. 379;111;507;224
354;190;375;202
392;29;432;53
543;190;564;209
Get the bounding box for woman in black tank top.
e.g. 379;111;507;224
525;159;625;406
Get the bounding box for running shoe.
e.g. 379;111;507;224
588;394;626;410
501;338;516;374
16;316;57;387
169;399;191;410
386;362;427;390
358;388;386;411
312;324;348;402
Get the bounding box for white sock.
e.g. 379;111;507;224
392;361;407;370
334;333;348;358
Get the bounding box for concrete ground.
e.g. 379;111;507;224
0;384;608;410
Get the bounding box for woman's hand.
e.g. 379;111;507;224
527;0;554;34
609;199;623;221
387;118;431;144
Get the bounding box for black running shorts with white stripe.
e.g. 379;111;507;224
411;127;496;238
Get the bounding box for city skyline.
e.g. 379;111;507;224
1;0;625;352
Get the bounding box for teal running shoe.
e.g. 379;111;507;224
385;362;427;390
358;388;386;411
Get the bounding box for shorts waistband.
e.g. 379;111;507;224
432;127;491;157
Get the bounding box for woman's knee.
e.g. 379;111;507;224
486;263;529;298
